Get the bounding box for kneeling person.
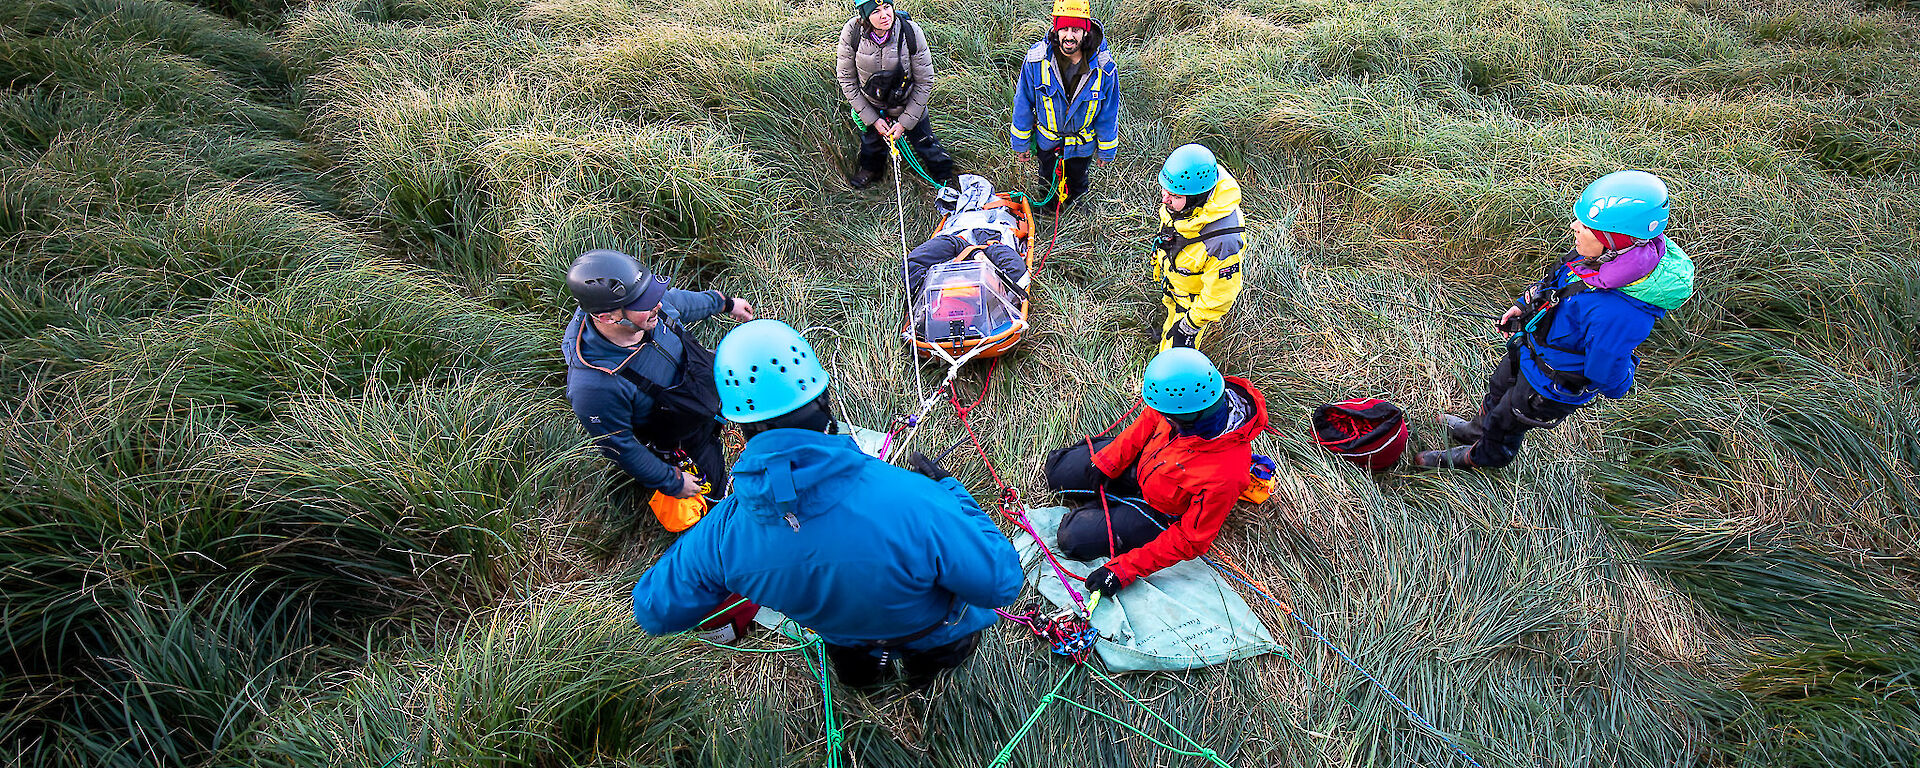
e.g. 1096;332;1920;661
631;320;1023;690
1044;348;1268;596
563;249;754;508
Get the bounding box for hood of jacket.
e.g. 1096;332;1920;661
728;428;870;524
1164;167;1243;237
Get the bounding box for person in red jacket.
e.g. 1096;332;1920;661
1043;348;1267;595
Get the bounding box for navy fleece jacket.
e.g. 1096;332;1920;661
561;288;726;492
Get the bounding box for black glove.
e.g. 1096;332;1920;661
1164;318;1199;349
1085;565;1126;597
908;451;952;482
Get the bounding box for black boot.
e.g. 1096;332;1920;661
1440;413;1484;444
848;167;883;190
1410;445;1477;471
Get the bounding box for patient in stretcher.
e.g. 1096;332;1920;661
904;175;1030;344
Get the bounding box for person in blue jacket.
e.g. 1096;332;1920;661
1415;171;1694;470
1009;0;1118;215
632;319;1023;690
562;249;756;504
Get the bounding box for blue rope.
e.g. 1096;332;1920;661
1206;558;1488;768
1053;488;1490;768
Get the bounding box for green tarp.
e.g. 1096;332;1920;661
1012;504;1280;673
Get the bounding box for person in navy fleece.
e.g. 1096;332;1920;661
1416;171;1694;470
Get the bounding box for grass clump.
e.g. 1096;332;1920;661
252;595;712;766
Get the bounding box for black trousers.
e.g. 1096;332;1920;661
608;422;729;516
1466;344;1585;468
824;631;981;690
1043;438;1174;561
1033;146;1093;210
857;120;955;181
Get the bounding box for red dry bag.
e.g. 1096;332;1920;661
1311;398;1410;472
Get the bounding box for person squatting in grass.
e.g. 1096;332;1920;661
1043;348;1270;598
837;0;957;190
1009;0;1119;216
1413;170;1695;471
632;320;1024;690
1151;143;1247;352
562;249;757;508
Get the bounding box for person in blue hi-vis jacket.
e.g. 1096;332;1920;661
1010;0;1118;215
1414;170;1696;471
631;319;1024;690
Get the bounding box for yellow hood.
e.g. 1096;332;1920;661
1161;168;1242;237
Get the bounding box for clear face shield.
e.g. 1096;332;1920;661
914;260;1021;344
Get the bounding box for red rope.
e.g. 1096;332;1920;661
947;360;1090;605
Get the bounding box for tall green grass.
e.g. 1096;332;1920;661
5;0;1918;764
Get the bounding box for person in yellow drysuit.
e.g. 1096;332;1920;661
1151;143;1246;351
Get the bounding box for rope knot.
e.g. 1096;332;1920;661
999;487;1021;507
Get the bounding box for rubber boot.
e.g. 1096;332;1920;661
848;167;883;190
1410;445;1477;471
1440;413;1484;444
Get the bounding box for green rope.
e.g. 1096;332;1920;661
987;666;1079;768
848;107;941;187
691;619;843;768
988;663;1236;768
1051;697;1228;765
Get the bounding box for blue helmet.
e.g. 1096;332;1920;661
1141;348;1224;415
1159;144;1219;196
714;320;831;423
1575;170;1670;240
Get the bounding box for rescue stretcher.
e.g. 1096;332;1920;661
903;177;1035;361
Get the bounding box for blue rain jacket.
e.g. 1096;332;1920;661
632;428;1023;650
561;288;726;492
1009;23;1119;161
1519;261;1668;405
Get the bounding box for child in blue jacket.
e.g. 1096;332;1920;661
1416;171;1695;470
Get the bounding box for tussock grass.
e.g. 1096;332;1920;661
90;259;554;413
5;0;1919;764
252;594;711;766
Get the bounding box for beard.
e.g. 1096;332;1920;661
1058;37;1080;54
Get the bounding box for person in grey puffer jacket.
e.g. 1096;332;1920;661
560;250;755;507
836;0;956;189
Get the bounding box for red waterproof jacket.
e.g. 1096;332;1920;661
1092;377;1267;583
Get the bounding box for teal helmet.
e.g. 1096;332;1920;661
1574;170;1669;240
1159;144;1219;196
714;320;831;423
1141;347;1224;415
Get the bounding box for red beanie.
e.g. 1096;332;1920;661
1053;15;1090;31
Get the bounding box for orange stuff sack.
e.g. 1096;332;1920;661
1239;454;1277;503
650;491;709;532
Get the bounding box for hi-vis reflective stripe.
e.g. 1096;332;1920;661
1078;70;1102;133
1011;125;1032;140
1039;63;1060;138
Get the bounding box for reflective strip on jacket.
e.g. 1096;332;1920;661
1008;23;1119;161
1090;378;1268;583
1154;168;1246;328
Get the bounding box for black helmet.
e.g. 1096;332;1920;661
566;249;669;314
